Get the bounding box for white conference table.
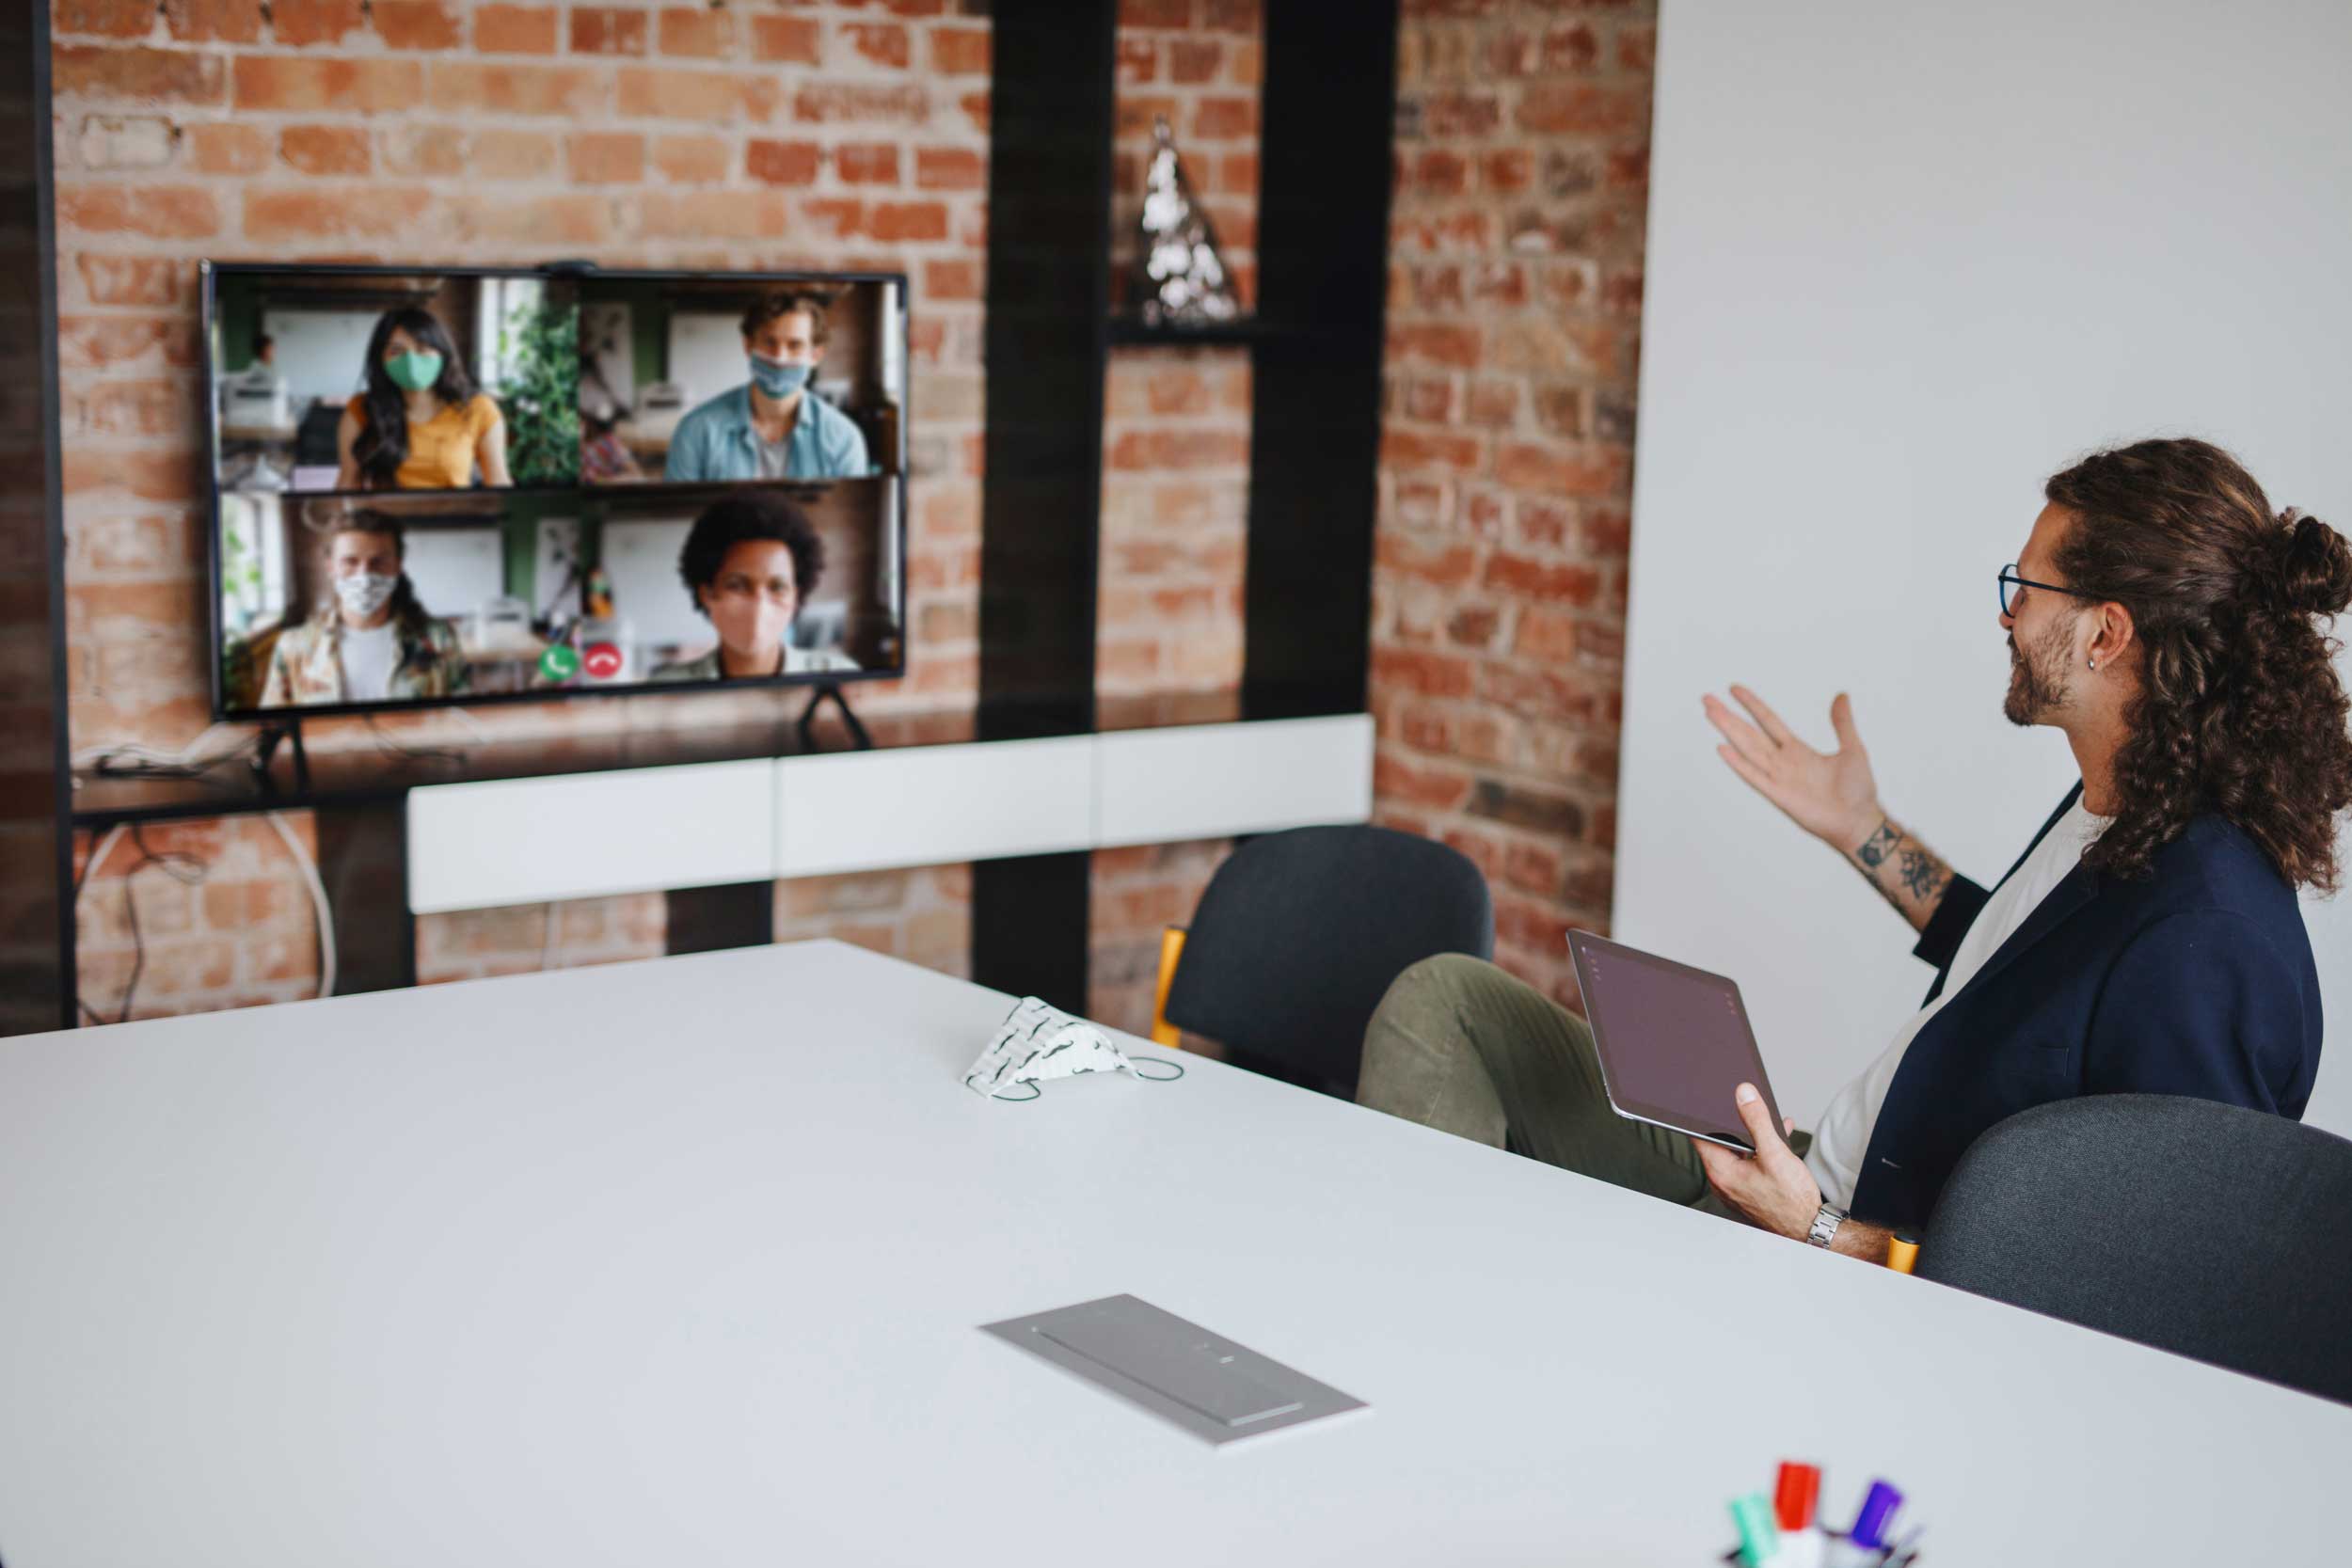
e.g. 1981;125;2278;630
0;940;2343;1566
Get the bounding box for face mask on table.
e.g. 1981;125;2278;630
962;996;1184;1102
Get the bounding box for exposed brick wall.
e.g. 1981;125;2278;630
72;813;321;1019
1097;350;1250;697
773;861;970;979
1371;1;1654;1011
416;891;665;985
49;0;1655;1037
1096;4;1258;702
1084;0;1262;1036
53;0;991;753
45;0;1290;1026
1087;835;1229;1044
47;0;993;1012
1106;0;1259;315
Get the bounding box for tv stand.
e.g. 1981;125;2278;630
797;681;873;752
251;717;311;792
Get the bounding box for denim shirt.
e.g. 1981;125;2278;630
663;385;871;483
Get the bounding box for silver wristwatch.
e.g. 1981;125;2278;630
1807;1203;1850;1249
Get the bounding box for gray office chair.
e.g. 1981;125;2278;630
1153;824;1494;1097
1918;1094;2352;1404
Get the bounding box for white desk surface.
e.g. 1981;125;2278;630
0;941;2342;1566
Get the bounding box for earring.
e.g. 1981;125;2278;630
2088;657;2097;671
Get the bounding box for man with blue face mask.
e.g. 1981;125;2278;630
663;292;872;483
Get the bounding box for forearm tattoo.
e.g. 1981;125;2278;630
1897;847;1948;904
1851;816;1952;927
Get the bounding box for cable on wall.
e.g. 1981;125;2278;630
72;823;128;1025
266;812;338;1002
72;823;211;1025
362;717;468;765
72;724;262;781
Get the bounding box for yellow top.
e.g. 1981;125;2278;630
349;392;500;489
1884;1234;1920;1275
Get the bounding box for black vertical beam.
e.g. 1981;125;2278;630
970;0;1118;1013
313;804;417;994
664;882;776;957
0;0;72;1033
977;0;1113;741
970;848;1091;1012
1243;0;1401;720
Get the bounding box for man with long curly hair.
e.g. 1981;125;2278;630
1358;437;2352;1257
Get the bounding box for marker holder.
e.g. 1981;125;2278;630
1719;1534;1912;1566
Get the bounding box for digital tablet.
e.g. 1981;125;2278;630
1565;929;1787;1154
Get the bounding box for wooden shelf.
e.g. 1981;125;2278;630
66;690;1375;829
67;707;980;829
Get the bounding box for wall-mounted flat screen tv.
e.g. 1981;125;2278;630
200;261;909;720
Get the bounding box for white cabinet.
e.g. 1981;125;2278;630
1093;714;1375;847
774;736;1095;878
406;719;1374;912
406;759;774;914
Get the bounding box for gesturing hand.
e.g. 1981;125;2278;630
1702;685;1881;851
1692;1085;1821;1241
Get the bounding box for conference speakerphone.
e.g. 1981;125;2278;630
982;1294;1366;1446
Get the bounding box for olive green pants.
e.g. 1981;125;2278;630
1357;953;1807;1217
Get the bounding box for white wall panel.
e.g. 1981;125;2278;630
1094;716;1375;848
411;720;1378;915
1618;0;2352;1132
408;760;774;914
774;736;1095;878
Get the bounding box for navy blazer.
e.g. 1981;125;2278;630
1850;784;2323;1231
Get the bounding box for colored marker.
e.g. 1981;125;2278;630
1774;1462;1820;1530
1729;1491;1780;1567
1772;1462;1826;1568
1850;1479;1904;1551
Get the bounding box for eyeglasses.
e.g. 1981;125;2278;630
1998;564;2098;617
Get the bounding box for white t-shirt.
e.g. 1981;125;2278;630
338;621;400;702
1804;797;2110;1210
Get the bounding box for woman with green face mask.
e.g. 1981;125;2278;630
335;307;512;492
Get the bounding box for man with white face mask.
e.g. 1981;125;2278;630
663;292;872;483
650;490;861;683
259;512;469;706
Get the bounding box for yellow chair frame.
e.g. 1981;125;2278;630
1148;926;1187;1049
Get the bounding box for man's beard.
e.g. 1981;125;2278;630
2003;611;2077;725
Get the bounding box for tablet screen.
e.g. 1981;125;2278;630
1567;931;1784;1151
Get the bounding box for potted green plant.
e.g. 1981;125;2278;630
496;299;581;486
